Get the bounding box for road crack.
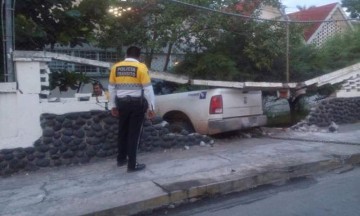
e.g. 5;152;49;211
39;182;49;203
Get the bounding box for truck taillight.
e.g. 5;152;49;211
209;95;223;114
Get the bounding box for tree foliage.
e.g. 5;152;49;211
175;52;239;80
96;0;237;68
342;0;360;18
289;44;325;82
49;70;90;92
15;0;109;50
174;1;305;83
296;5;316;11
12;0;359;85
290;26;360;82
318;27;360;69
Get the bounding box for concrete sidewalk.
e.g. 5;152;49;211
1;124;360;216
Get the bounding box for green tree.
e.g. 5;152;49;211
96;0;242;69
318;27;360;69
175;52;239;80
342;0;360;18
96;0;167;67
49;70;90;92
15;0;109;50
12;0;111;90
174;4;304;83
289;43;326;82
290;26;360;82
296;5;316;11
286;26;360;123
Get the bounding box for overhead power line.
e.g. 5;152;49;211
168;0;360;24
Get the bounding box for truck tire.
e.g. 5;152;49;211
163;111;195;134
168;120;195;134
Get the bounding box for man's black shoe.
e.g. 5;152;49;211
117;159;127;167
127;163;146;173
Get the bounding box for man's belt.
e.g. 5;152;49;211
116;96;143;103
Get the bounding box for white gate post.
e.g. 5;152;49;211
0;56;50;149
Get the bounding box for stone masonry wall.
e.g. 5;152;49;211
291;97;360;130
0;111;213;176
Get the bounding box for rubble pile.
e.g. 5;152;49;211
291;97;360;132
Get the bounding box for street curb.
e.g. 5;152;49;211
84;153;360;216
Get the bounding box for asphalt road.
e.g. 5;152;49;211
144;167;360;216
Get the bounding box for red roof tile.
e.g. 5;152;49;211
288;3;338;41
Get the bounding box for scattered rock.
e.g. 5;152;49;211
328;121;339;133
208;140;215;146
243;133;252;138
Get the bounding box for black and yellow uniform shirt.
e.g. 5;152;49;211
108;58;155;111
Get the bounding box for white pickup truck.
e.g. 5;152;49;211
155;88;267;135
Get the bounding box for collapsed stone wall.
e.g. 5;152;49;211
291;97;360;131
0;111;213;176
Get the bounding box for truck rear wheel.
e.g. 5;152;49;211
164;112;195;134
168;120;195;134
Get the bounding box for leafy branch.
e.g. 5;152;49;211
49;70;90;92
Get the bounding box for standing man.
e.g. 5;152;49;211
108;46;156;172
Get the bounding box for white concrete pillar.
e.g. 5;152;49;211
15;61;41;94
0;59;47;149
0;83;18;141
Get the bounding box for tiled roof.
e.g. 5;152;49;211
288;3;338;41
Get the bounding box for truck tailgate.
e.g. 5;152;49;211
221;90;263;118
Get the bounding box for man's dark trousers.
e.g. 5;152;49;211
116;97;147;169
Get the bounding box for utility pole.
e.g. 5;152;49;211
4;0;14;82
285;20;290;82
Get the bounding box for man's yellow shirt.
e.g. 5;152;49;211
109;61;151;88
